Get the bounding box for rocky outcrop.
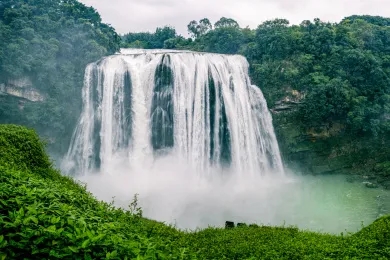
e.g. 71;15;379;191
0;77;44;102
272;100;301;112
271;89;354;176
270;89;304;113
271;90;390;190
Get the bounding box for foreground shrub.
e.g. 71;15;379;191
0;124;389;259
0;125;50;172
0;124;192;259
0;167;191;259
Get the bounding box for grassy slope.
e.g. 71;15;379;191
0;124;389;259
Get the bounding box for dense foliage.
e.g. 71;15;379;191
0;124;390;259
121;26;179;49
0;124;193;259
0;0;121;158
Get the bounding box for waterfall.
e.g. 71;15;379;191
62;49;284;177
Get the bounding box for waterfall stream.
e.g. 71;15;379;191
63;49;283;177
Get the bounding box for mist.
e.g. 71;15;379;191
74;153;387;233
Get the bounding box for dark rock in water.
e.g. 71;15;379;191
225;221;235;229
377;177;387;184
364;182;379;189
381;181;390;190
362;175;376;180
311;165;335;175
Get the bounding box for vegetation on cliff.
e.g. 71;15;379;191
0;124;390;259
0;0;121;157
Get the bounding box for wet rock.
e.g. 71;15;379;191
346;176;358;183
237;223;247;227
381;181;390;190
364;182;379;189
225;221;235;229
311;165;335;175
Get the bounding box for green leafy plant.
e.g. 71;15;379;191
128;194;143;218
0;124;389;259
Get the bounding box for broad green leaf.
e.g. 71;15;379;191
110;250;117;257
81;239;90;248
91;234;105;243
46;225;56;233
68;246;79;253
30;216;38;224
51;216;60;224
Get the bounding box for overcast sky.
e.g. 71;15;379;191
79;0;389;36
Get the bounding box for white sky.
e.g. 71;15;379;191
79;0;390;36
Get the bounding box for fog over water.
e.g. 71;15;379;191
77;156;390;233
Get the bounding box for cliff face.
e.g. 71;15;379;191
0;77;45;103
271;90;390;190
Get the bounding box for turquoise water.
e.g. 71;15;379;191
80;171;390;234
268;174;390;233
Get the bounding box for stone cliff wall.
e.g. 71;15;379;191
271;90;390;190
0;77;45;102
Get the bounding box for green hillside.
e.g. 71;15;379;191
1;124;389;259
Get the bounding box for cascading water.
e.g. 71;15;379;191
61;49;390;232
63;49;284;177
61;49;291;229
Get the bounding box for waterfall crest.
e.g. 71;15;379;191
63;49;284;176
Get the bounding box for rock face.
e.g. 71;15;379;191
0;77;44;102
270;89;354;176
270;89;390;189
274;120;352;175
364;182;379;189
270;89;304;113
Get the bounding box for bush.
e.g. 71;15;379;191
0;124;51;172
0;124;389;259
0;124;192;259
